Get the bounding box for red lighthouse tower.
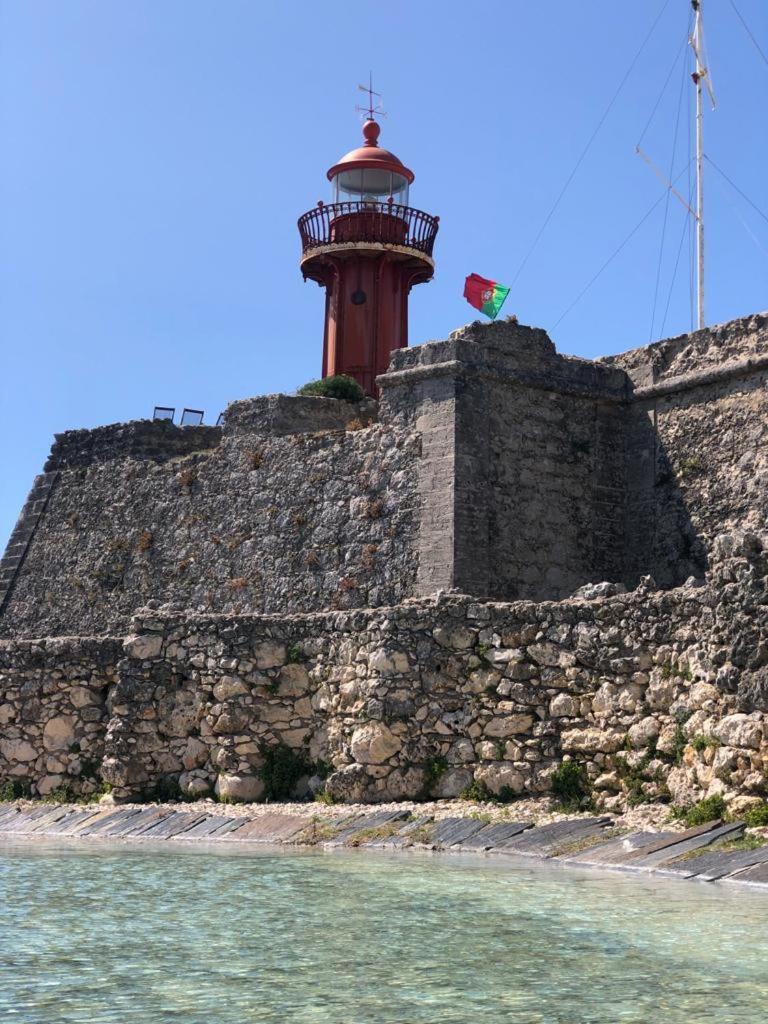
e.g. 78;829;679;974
298;116;438;397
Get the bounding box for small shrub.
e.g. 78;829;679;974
338;576;358;593
314;790;336;805
291;510;308;528
246;449;264;470
551;760;590;809
424;755;448;791
229;577;248;590
679;456;704;478
669;709;692;766
690;734;719;754
41;784;80;804
137;530;153;552
286;643;305;664
460;779;495;803
673;794;727;827
178;468;196;490
0;779;31;801
146;777;182;803
298;374;364;402
744;803;768;828
260;743;310;801
346;418;365;431
305;550;320;568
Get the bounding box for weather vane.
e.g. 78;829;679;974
356;73;386;121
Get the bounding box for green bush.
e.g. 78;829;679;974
459;779;517;805
551;760;590;808
690;734;719;754
459;780;494;803
260;743;310;801
424;755;448;789
0;779;31;801
675;794;727;827
744;803;768;828
297;375;364;402
286;643;305;664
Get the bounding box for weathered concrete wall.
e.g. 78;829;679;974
3;532;767;816
0;397;420;638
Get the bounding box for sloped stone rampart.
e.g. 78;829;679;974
0;413;420;638
2;312;768;638
2;535;767;814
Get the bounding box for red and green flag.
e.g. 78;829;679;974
463;273;510;320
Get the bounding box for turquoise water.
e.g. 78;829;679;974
0;842;766;1023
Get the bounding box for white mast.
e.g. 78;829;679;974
690;0;716;330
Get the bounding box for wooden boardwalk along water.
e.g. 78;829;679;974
0;803;766;890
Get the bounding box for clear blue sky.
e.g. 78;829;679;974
1;0;766;549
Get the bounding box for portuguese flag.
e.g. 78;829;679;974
463;273;510;320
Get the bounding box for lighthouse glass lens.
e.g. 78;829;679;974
334;170;409;207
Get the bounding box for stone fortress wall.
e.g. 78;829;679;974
1;310;767;811
3;311;767;640
1;532;767;810
0;396;421;638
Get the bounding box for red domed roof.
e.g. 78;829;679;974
326;120;414;184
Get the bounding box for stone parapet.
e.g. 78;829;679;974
223;393;377;436
599;310;768;387
45;420;222;470
379;318;629;409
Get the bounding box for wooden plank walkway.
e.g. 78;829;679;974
1;802;766;891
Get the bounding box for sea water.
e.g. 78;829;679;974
0;841;765;1023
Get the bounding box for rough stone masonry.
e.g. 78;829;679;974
1;311;768;812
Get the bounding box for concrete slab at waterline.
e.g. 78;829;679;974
1;802;767;891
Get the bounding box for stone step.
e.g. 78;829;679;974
615;819;725;864
429;817;487;848
102;808;173;837
639;822;744;869
666;844;768;881
216;813;308;844
24;806;75;832
364;816;435;849
729;859;768;885
176;815;241;840
46;809;105;835
495;817;613;857
562;831;668;865
79;809;145;836
459;821;531;850
139;812;207;839
324;809;411;848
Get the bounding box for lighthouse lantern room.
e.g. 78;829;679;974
298;115;438;397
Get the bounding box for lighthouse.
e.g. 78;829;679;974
298;116;439;397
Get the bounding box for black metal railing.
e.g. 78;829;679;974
298;201;439;259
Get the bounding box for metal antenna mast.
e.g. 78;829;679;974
690;0;716;329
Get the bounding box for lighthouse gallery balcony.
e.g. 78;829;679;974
298;201;439;266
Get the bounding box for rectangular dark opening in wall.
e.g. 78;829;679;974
180;408;204;426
